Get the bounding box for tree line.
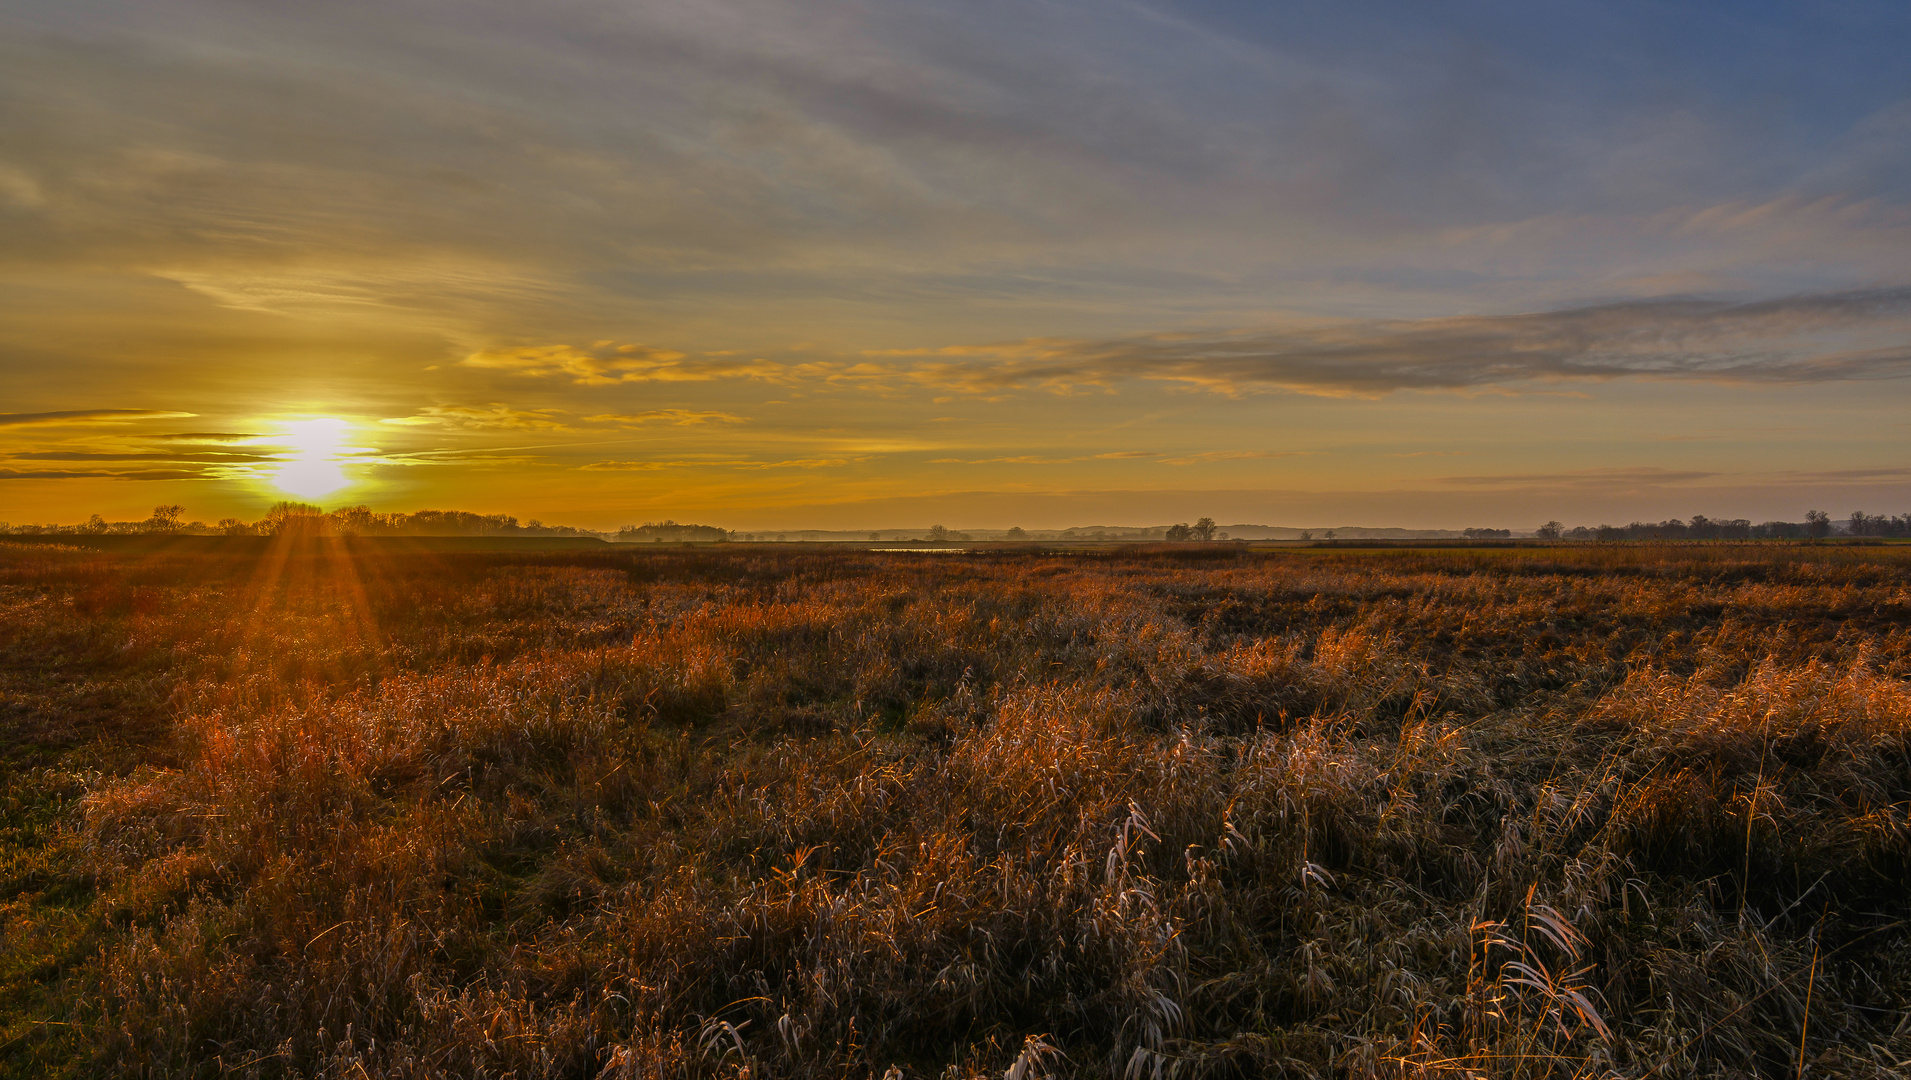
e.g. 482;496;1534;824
1533;511;1911;541
0;503;718;541
1164;517;1221;541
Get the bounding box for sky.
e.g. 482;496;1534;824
1;0;1908;531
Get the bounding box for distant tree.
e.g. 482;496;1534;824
869;532;881;542
327;505;384;537
1846;511;1895;537
1299;531;1312;541
1213;531;1228;541
80;514;107;535
216;518;252;536
616;521;728;543
1165;522;1193;541
1805;510;1831;539
1005;526;1027;541
1193;517;1217;541
928;525;949;542
1324;529;1336;540
145;504;184;533
263;501;325;537
1536;520;1563;540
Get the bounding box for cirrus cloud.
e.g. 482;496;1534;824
884;287;1911;398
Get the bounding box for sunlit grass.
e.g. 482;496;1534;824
2;541;1908;1077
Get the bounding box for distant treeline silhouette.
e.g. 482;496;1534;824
616;520;729;543
6;504;1909;542
1534;511;1911;541
0;503;726;541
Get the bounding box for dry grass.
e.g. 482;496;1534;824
2;539;1909;1078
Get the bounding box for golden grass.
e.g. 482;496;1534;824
1;541;1908;1077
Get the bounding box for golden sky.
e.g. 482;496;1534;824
3;1;1910;530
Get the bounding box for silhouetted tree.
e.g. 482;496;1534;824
1805;510;1831;539
1193;517;1217;541
616;521;727;543
928;525;949;542
1005;526;1026;540
1165;523;1192;541
1535;521;1562;540
262;501;326;536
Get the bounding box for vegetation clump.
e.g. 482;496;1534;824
1;541;1909;1077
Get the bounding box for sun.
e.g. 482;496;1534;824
272;418;353;498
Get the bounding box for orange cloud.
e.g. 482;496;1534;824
381;404;570;430
463;343;795;386
585;410;748;427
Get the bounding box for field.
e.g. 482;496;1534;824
2;539;1909;1078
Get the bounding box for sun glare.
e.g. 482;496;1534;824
273;418;353;498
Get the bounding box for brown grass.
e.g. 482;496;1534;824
2;539;1909;1078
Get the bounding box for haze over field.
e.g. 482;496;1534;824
2;1;1909;529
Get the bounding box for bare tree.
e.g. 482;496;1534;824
146;504;185;533
1193;516;1217;541
1536;520;1563;540
1805;510;1831;539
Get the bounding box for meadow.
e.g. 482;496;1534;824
1;538;1908;1078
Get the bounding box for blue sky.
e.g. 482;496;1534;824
1;0;1908;529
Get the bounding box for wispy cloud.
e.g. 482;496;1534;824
1158;450;1315;465
930;451;1155;465
586;410;748;427
1435;467;1719;488
1775;466;1911;483
580;456;853;471
925;449;1309;466
0;409;196;427
0;468;214;481
464;344;802;386
381;404;571;430
11;450;279;463
884;288;1911;398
